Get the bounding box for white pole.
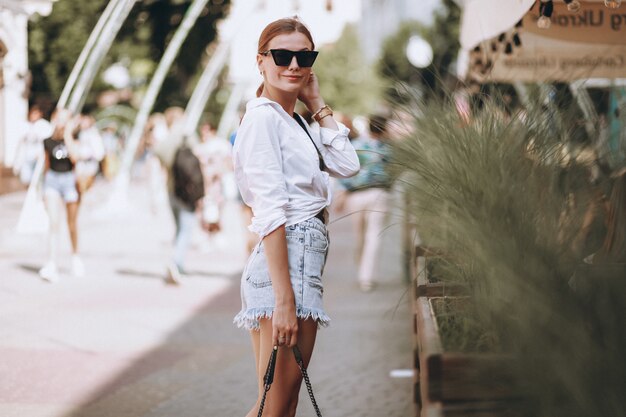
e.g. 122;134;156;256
183;42;231;136
57;0;121;109
17;0;135;234
183;0;260;136
216;80;249;139
107;0;212;210
67;0;137;114
117;0;211;179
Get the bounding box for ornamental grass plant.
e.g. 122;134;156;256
391;91;626;417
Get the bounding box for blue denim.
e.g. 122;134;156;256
44;171;79;203
169;194;198;271
234;217;330;331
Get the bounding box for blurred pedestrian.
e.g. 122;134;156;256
100;122;122;180
195;121;232;249
143;113;169;213
232;17;359;417
75;114;105;194
38;110;85;282
13;104;53;184
154;109;204;285
335;113;393;292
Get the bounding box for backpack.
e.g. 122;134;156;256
172;142;205;209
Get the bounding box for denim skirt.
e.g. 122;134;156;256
234;217;330;331
44;171;79;203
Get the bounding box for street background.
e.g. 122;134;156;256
0;175;413;417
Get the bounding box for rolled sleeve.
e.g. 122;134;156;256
234;108;289;238
320;123;350;150
316;122;360;178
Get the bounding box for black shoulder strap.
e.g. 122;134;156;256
293;114;326;171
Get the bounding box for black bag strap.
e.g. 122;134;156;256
293;114;327;171
257;345;323;417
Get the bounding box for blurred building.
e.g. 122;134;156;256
359;0;440;62
0;0;55;168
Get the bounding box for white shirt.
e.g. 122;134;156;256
24;119;53;161
233;97;360;238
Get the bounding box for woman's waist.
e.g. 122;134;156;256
285;204;328;231
45;168;75;176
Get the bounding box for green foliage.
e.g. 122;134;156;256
313;24;384;116
28;0;230;111
377;0;460;104
28;0;108;102
393;91;626;416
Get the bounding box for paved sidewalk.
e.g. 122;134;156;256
0;178;413;417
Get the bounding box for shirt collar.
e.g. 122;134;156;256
246;96;280;111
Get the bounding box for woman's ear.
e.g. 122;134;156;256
256;54;264;74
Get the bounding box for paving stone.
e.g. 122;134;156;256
0;179;414;416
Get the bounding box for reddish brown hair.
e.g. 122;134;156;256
256;17;315;97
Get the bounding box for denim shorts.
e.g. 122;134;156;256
44;171;79;203
234;217;330;331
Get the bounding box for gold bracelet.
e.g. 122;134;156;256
312;105;333;123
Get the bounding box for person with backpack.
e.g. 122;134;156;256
154;111;204;285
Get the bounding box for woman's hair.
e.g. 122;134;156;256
256;17;315;97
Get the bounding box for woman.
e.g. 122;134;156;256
38;110;84;282
232;17;359;417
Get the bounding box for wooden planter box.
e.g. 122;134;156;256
410;248;519;416
414;246;468;298
411;246;468;411
414;296;519;417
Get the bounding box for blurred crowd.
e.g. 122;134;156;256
11;98;414;291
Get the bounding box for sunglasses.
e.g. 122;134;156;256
261;49;319;68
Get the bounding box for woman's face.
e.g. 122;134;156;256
258;31;313;96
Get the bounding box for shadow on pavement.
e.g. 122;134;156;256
56;216;414;417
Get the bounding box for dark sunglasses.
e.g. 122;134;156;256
260;49;319;68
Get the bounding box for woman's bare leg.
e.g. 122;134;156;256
44;193;63;264
245;329;262;417
245;318;318;417
66;201;80;254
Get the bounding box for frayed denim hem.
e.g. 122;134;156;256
233;306;331;331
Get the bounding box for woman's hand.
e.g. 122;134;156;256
273;300;298;348
263;225;299;348
298;72;324;113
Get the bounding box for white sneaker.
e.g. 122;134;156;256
71;256;85;278
165;263;181;285
359;281;376;293
39;262;59;283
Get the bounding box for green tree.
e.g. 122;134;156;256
377;0;460;104
313;24;383;116
28;0;230;112
28;0;108;106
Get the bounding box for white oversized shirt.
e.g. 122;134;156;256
233;97;360;238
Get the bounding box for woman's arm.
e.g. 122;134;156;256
299;75;359;178
263;225;298;347
43;151;50;174
234;107;297;346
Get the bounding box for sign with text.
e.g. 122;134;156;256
466;2;626;82
523;2;626;45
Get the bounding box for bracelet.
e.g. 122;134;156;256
312;105;333;123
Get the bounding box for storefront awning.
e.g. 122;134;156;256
459;0;626;82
